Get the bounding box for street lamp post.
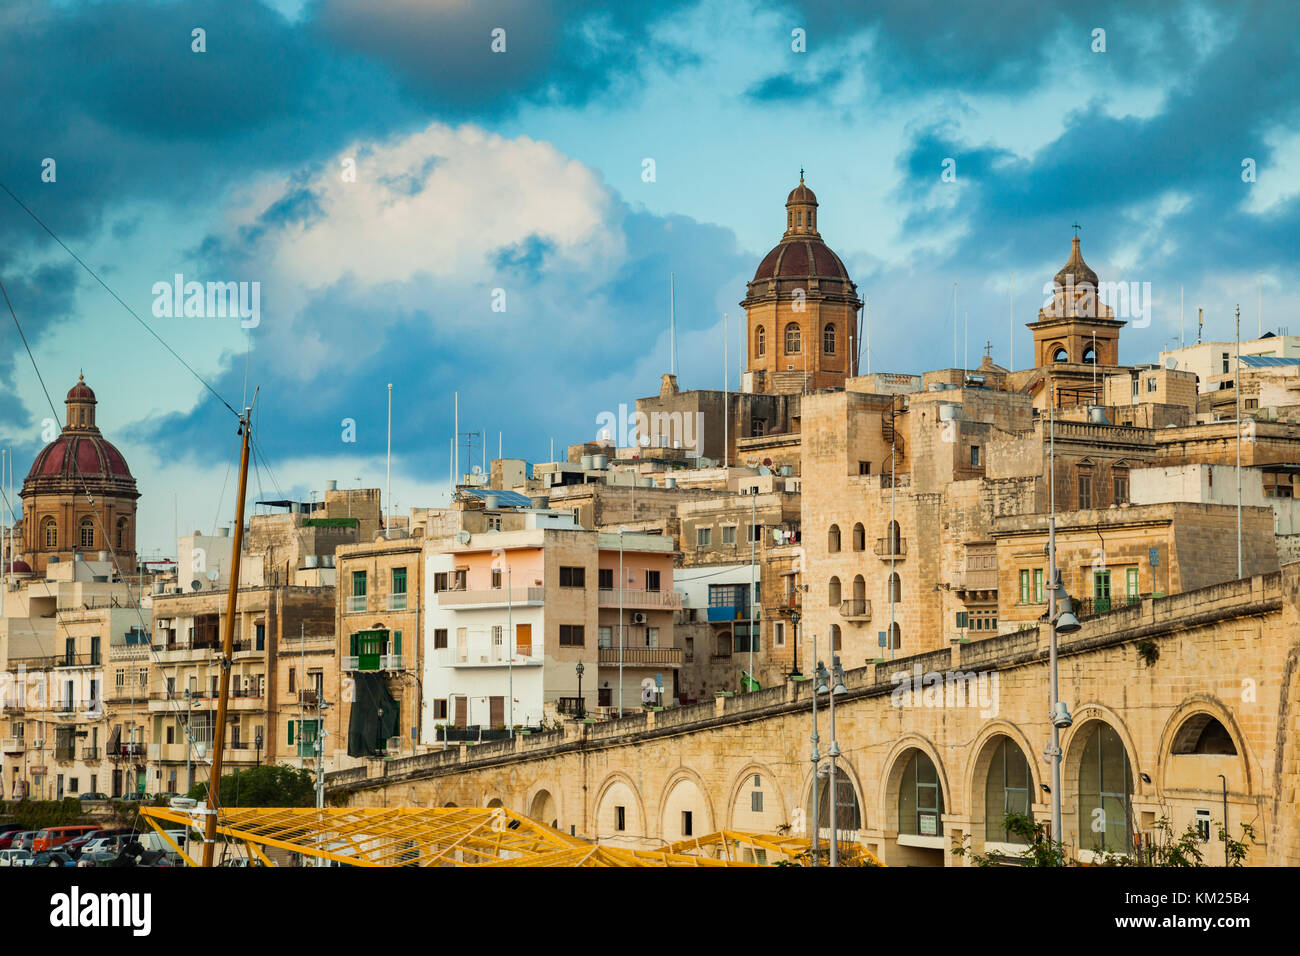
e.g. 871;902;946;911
618;526;629;716
809;633;820;867
817;657;848;867
575;661;585;719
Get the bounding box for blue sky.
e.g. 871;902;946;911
1;0;1297;556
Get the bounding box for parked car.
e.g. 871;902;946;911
76;851;119;868
77;792;109;801
32;825;99;853
15;831;39;852
0;849;32;866
61;831;104;858
32;850;76;867
80;829;133;855
0;823;25;837
0;830;27;850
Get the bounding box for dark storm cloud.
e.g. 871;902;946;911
744;69;842;103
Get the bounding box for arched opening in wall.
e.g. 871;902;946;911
827;524;841;553
851;575;866;605
808;774;861;847
41;517;57;549
1076;722;1134;855
730;772;779;854
79;518;95;550
785;323;801;354
851;523;865;551
888;622;901;650
661;777;710;843
828;576;841;606
830;624;842;652
485;797;505;809
116;517;129;551
1052;346;1069;363
1170;714;1238;755
984;737;1033;845
442;802;457;808
756;326;765;356
888;572;902;604
823;323;836;355
886;520;901;553
595;779;643;845
528;789;558;829
1082;345;1097;364
898;749;945;839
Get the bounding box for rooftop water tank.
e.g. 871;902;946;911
593;454;608;469
580;455;594;470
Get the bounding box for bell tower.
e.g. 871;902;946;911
1029;233;1125;368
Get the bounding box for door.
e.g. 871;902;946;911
515;623;532;657
454;697;467;728
489;696;505;728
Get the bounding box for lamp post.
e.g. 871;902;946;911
575;661;585;719
507;562;513;738
817;657;847;867
618;525;628;716
808;633;820;867
254;727;263;767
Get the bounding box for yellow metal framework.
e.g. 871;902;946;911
139;807;879;867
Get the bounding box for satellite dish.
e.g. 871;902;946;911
189;580;202;591
456;530;471;545
759;466;771;476
471;465;482;475
1165;358;1179;369
206;569;220;582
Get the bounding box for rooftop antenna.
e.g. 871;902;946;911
723;312;729;468
385;383;392;538
1009;272;1014;372
669;272;676;376
1197;307;1204;345
1180;285;1185;349
1258;271;1263;338
952;282;958;370
860;295;868;376
453;391;459;489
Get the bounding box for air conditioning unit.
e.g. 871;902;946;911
32;739;44;749
632;612;647;624
386;736;403;753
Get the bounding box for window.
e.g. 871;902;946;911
434;699;448;720
1126;567;1139;600
598;568;614;590
1222;353;1230;375
559;625;585;647
491;625;503;646
255;623;265;651
956;611;969;629
823;323;836;354
116;517;128;550
1053;347;1068;363
1093;569;1112;609
830;624;842;651
898;750;944;836
1019;570;1031;604
645;570;660;592
598;626;613;648
434;628;448;650
392;567;407;595
42;516;58;549
774;621;785;646
852;523;865;552
696;527;712;547
559;566;585;588
433;572;448;592
887;572;901;603
756;326;765;356
1114;469;1129;504
288;668;296;693
1147;377;1158;393
352;570;366;597
985;738;1032;844
682;811;693;837
1195;809;1211;843
828;576;841;606
722;525;737;545
90;635;101;665
970;445;980;467
858;461;871;475
1034;568;1044;603
1077;723;1133;853
752;790;764;812
491;568;502;589
1132;377;1139;397
750;418;767;437
827;524;841;553
1077;471;1092;509
79;518;95;549
785;323;801;354
615;806;626;831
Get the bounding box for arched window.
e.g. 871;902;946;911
851;522;865;552
851;575;866;603
1082;346;1097;364
830;624;842;652
1052;346;1068;363
787;212;792;229
898;750;944;836
1170;714;1238;755
797;211;803;227
887;621;901;649
116;517;129;551
756;326;765;356
888;572;902;604
1077;723;1133;853
42;516;58;549
828;576;841;607
809;776;860;840
785;323;801;354
885;520;902;555
823;323;836;354
827;524;841;553
985;737;1032;843
79;518;94;550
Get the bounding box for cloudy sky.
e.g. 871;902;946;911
1;0;1296;557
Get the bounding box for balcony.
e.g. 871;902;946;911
838;599;872;621
1;737;24;753
109;742;147;762
346;594;368;613
597;588;682;610
106;683;148;703
596;647;684;667
435;587;545;609
386;592;408;611
55;652;102;668
81;746;99;761
343;653;404;672
54;746;76;762
874;537;907;559
954;569;998;592
556;697;586;717
436;647;542;668
1077;594;1143;618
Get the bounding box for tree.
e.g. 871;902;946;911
186;764;315;808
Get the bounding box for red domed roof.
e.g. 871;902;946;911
27;433;133;481
66;374;96;403
752;238;852;282
786;181;817;205
4;560;31;574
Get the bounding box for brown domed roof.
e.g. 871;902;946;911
1055;235;1098;288
4;560;31;574
26;433;134;483
752;238;851;282
787;180;817;205
66;374;96;403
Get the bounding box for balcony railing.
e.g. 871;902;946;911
597;588;682;609
1;737;24;752
82;746;99;760
596;647;684;667
346;594;368;613
386;592;408;611
556;697;586;717
54;747;76;761
874;538;907;558
436;587;545;608
1077;594;1143;618
55;652;102;667
954;569;999;591
109;742;146;760
839;599;872;620
343;653;404;672
436;647;540;668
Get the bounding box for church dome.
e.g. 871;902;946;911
1054;235;1099;289
751;239;852;283
22;376;138;499
66;376;96;403
745;172;858;299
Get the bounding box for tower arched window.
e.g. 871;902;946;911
756;326;765;356
785;323;801;354
79;518;95;550
1053;346;1068;363
831;624;842;652
827;524;841;553
116;517;129;550
888;572;902;604
828;576;841;607
823;323;836;355
42;517;58;549
797;211;803;227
